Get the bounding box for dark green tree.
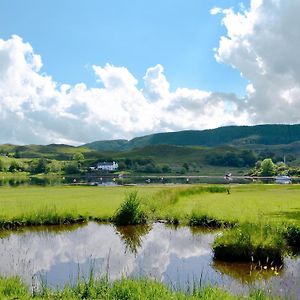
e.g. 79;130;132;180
260;158;276;176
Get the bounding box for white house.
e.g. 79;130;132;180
96;161;118;171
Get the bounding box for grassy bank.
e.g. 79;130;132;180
0;276;276;300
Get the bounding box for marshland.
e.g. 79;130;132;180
1;183;300;299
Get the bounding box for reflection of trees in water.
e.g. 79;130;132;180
213;260;283;283
115;224;151;255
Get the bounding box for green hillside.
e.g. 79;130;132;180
0;144;94;160
84;139;128;151
2;124;300;176
83;124;300;151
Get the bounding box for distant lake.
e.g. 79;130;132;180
1;174;298;187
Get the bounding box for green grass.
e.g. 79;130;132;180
147;184;300;225
0;185;162;228
0;276;277;300
213;223;286;264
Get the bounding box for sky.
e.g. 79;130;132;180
0;0;299;145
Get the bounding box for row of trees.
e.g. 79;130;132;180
117;158;171;174
206;150;257;167
250;158;300;176
0;153;85;175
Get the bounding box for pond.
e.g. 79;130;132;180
0;222;299;298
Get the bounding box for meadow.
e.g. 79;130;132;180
0;184;299;222
146;184;300;225
0;184;299;298
0;185;163;227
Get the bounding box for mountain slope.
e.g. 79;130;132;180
83;124;300;151
83;139;128;151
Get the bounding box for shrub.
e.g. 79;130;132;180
114;192;147;225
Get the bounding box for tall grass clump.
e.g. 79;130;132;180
113;191;148;225
0;277;30;299
213;223;285;265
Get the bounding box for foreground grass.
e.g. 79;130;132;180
0;276;276;300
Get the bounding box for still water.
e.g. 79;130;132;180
1;175;297;187
0;222;299;298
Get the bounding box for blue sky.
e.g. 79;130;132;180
0;0;249;94
0;0;298;144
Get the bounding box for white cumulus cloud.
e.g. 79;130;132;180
215;0;300;123
0;35;247;145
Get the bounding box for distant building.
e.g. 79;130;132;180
96;161;118;171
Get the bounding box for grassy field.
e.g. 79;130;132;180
0;276;276;300
0;184;300;225
0;185;162;223
147;184;300;225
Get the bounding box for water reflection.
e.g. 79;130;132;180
115;225;151;255
213;260;283;283
0;222;299;298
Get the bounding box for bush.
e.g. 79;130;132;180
114;192;148;225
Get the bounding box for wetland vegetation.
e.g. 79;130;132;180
0;276;275;300
0;184;300;298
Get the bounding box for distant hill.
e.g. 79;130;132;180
3;124;300;174
83;124;300;151
0;143;94;160
84;139;128;152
